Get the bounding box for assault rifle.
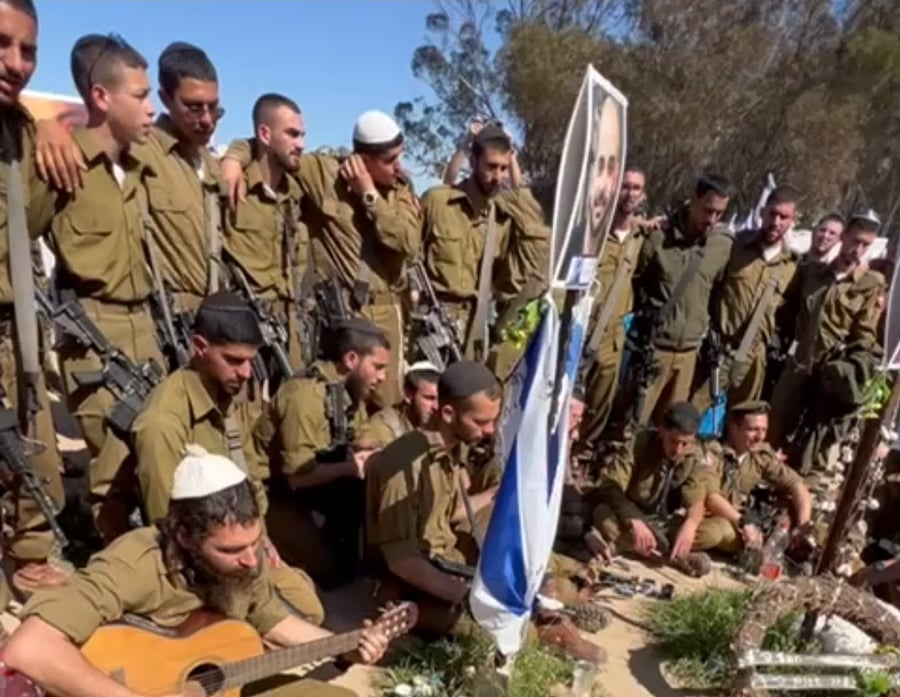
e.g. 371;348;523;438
406;260;462;371
35;288;164;438
317;382;353;465
0;395;68;549
625;307;661;427
149;287;193;372
228;264;294;381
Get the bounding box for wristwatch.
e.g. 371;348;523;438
362;190;378;207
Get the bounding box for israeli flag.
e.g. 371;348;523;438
470;296;571;655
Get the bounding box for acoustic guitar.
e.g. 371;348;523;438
7;602;417;697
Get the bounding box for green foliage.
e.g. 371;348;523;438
400;0;900;228
644;587;810;687
856;669;894;697
378;630;573;697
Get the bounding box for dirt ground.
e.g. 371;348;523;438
0;559;745;696
322;559;747;696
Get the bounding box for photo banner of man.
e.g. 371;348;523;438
550;65;628;290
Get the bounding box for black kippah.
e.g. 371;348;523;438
338;317;383;337
439;361;499;401
198;291;253;314
661;401;701;434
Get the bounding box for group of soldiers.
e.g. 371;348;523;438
0;0;896;694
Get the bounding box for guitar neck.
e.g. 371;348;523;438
222;628;363;690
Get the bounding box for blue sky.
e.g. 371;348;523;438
27;0;442;184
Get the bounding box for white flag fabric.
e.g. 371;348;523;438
470;297;569;655
739;172;776;232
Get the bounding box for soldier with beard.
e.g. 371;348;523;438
223;93;307;373
690;186;800;412
356;361;441;450
123;291;326;624
253;318;388;588
3;446;388;697
420;125;549;363
579;165;650;453
222;110;419;409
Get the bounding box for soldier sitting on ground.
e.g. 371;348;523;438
589;402;715;577
695;401;812;562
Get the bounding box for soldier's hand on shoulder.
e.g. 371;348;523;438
350;449;374;479
35;117;86;193
339;154;375;197
221;157;246;209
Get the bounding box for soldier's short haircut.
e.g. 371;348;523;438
193;291;263;347
1;0;36;22
694;172;734;199
660;402;700;435
70;33;147;105
158;41;217;94
328;321;390;362
252;93;301;129
817;212;845;228
765;185;800;208
404;367;440;394
472;125;511;159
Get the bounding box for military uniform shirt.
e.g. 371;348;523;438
226;140;420;297
30;128;152;303
356;404;414;450
131;367;267;519
597;429;713;521
704;441;802;508
22;526;288;645
252;361;368;478
635;206;733;351
365;430;464;566
717;231;797;352
136;116;224;297
223;159;307;301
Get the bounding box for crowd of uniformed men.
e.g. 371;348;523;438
0;0;895;694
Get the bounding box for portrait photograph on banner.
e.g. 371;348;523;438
551;66;628;291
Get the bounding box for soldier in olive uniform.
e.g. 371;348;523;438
769;211;884;472
253;319;387;588
695;401;812;556
2;448;388;697
222;110;420;408
420;125;550;365
690;187;800;413
805;213;845;265
127;292;325;624
28;35;166;544
627;174;734;425
580;165;649;450
356;360;440;450
223;93;307;376
0;0;68;596
35;42;225;320
591;402;715;576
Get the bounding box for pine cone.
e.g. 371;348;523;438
571;603;609;633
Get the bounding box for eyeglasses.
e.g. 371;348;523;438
176;98;225;120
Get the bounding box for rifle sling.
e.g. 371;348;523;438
587;233;642;354
467;201;498;360
137;193;180;354
224;413;248;473
733;275;780;364
6;160;41;417
456;466;482;550
206;190;223;294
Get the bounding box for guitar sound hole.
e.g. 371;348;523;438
185;662;225;696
